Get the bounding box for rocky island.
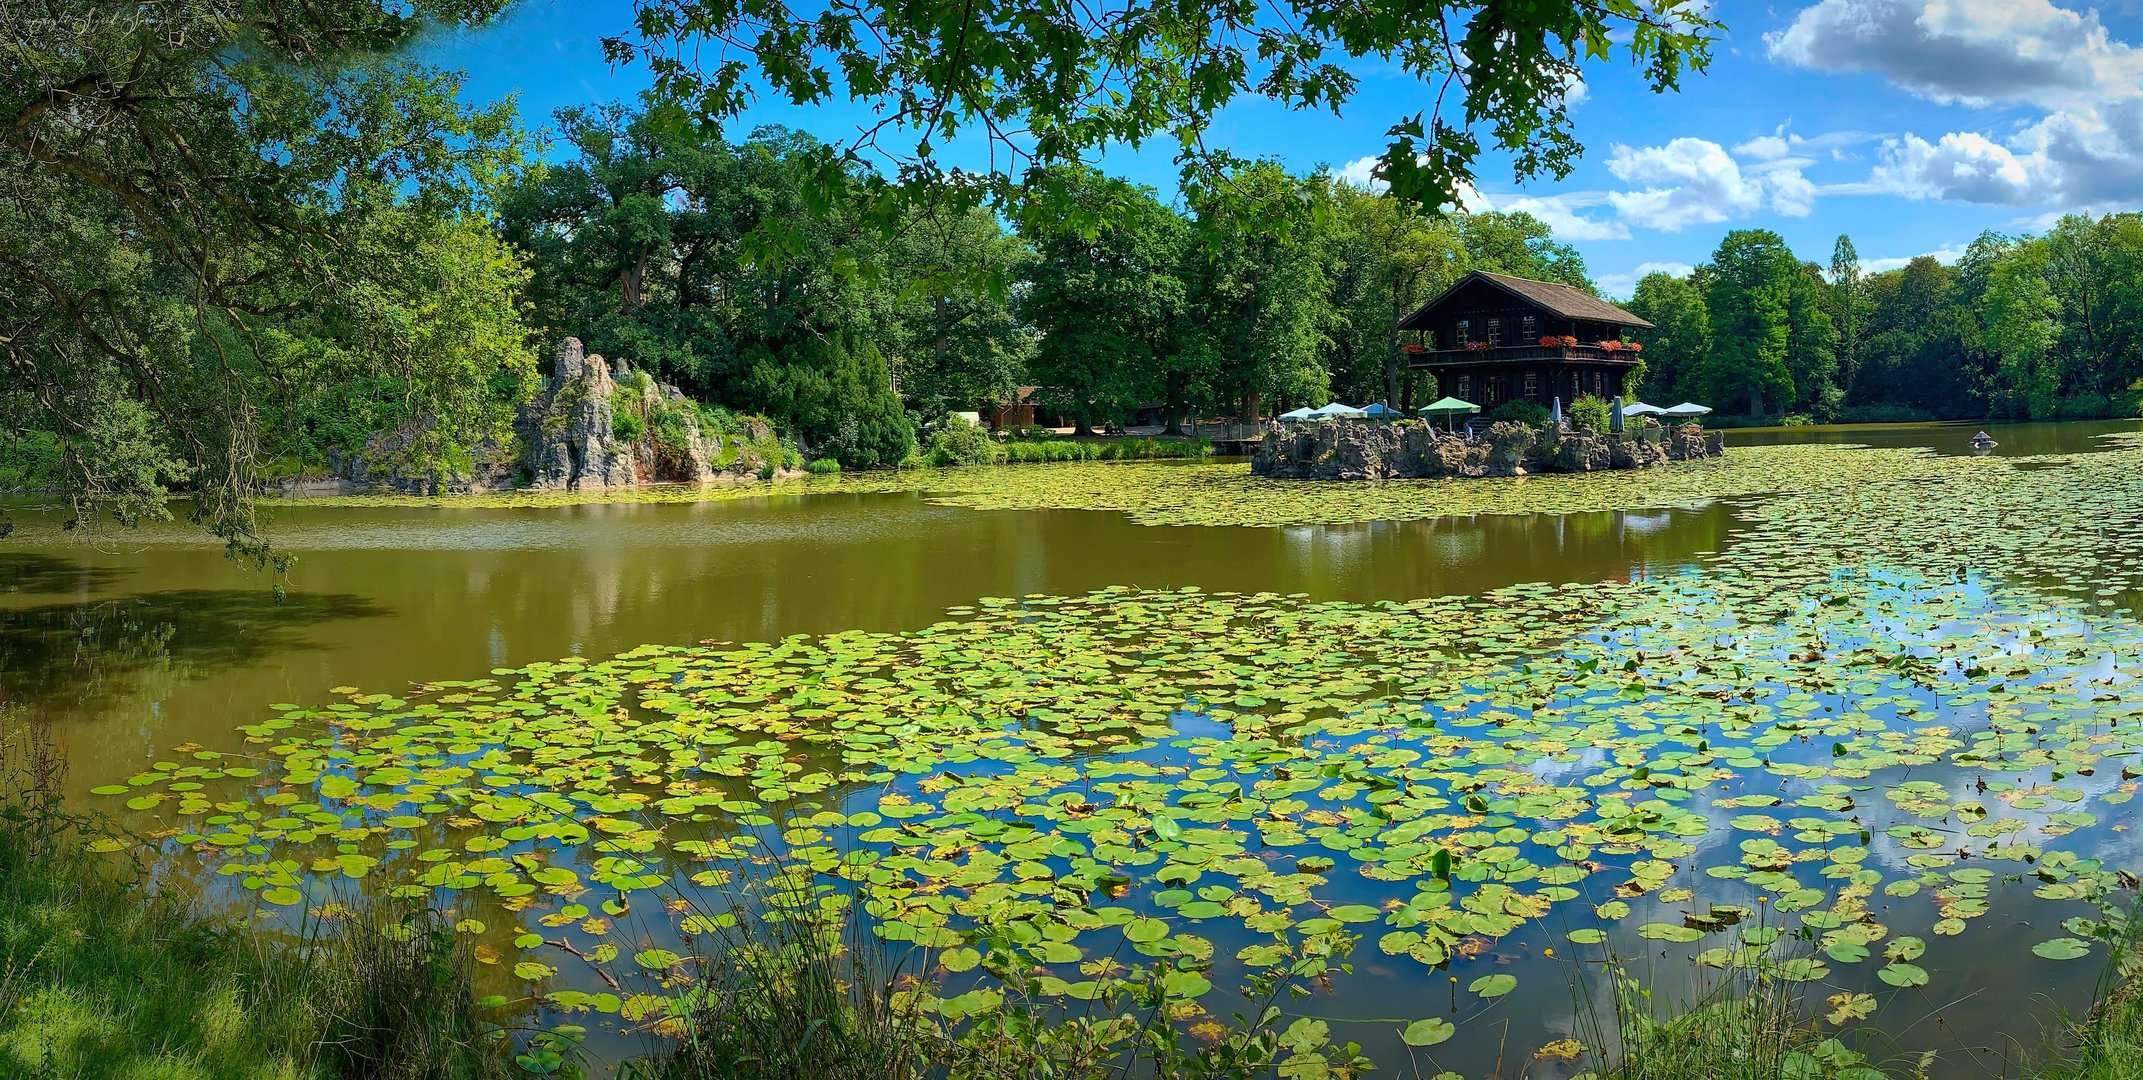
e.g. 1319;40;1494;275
1251;418;1724;481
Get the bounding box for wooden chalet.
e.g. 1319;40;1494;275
1398;270;1653;407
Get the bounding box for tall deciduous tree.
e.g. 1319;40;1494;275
1828;235;1863;396
499;112;917;466
1321;182;1465;409
1699;230;1797;416
0;1;523;550
1624;272;1709;403
1016;168;1187;434
1179;162;1332;424
1456;211;1595;290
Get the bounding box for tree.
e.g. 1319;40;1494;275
1982;245;2062;419
0;2;523;551
1016;168;1186;434
1179;162;1333;424
1624;272;1709;403
1321;182;1465;409
1784;263;1838;417
612;2;1717;218
1699;231;1796;416
1456;211;1595;290
881;205;1034;425
1828;235;1863;397
499;113;917;463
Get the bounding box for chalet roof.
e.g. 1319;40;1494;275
1398;270;1655;332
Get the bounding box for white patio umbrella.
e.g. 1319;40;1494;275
1661;402;1713;419
1277;406;1318;422
1312;402;1367;418
1620;401;1664;416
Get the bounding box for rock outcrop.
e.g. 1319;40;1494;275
296;338;787;496
1251;419;1724;480
518;338;766;491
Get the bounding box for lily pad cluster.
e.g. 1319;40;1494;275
96;435;2143;1067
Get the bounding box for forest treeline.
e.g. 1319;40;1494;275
0;0;2134;554
480;106;2143;450
1629;219;2143;424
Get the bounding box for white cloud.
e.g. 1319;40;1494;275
1767;0;2143;111
1559;71;1589;106
1334;156;1494;212
1734;124;1880;163
1844;100;2143;209
1336;155;1382;190
1602;138;1772;230
1862;245;1968;273
1597;261;1699;299
1497;192;1630;240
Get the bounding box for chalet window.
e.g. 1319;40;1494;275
1592;372;1603;395
1456;375;1472;399
1522;315;1537;340
1523;372;1538;399
1455;319;1471;345
1571;373;1582;400
1487;318;1502;345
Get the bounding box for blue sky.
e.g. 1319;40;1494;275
422;0;2143;297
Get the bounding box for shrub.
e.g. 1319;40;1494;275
611;406;644;443
1567;394;1611;433
736;338;915;469
805;457;841;474
2057;393;2119;419
1487;399;1550;427
1835;404;1936;424
924;416;1004;466
1777;413;1815;427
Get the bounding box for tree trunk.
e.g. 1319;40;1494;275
1240;389;1262;425
1163;406;1189;437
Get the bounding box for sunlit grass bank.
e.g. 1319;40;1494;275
0;728;525;1080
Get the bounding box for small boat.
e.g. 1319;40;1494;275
1969;430;1998;450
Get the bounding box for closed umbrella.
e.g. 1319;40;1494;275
1549;396;1563;429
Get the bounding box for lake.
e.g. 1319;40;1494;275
7;418;2143;1077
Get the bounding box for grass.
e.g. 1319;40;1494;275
997;436;1212;463
624;874;929;1080
2057;979;2143;1079
1577;964;1898;1080
0;721;532;1080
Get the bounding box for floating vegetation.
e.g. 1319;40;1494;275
96;434;2143;1069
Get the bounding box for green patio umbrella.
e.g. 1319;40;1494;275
1416;396;1480;433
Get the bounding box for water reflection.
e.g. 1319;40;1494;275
3;494;1734;790
1727;418;2141;458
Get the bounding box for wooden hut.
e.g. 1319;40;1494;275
1398;271;1652;407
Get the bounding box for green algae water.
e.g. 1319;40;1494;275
7;420;2143;1077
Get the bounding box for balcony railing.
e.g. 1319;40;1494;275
1406;344;1640;365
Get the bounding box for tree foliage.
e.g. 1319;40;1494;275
0;0;525;552
608;0;1716;218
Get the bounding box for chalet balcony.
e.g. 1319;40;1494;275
1405;343;1641;368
